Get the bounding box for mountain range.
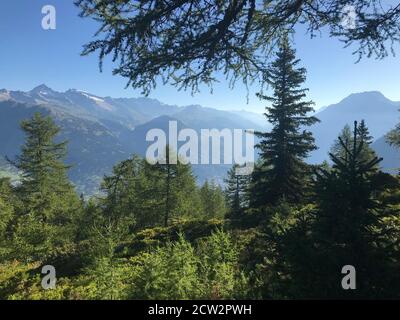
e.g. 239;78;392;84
310;91;400;172
0;85;399;194
0;85;267;194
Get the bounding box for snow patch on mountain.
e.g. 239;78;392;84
79;91;114;111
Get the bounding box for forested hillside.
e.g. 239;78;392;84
1;40;399;300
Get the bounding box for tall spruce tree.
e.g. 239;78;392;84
224;164;250;220
310;121;400;298
357;119;379;164
261;122;400;299
252;37;319;206
316;122;383;244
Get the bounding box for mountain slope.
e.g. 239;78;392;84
0;99;128;194
228;109;269;129
172;105;265;131
310;91;400;164
0;85;264;193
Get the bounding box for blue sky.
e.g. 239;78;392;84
1;0;399;113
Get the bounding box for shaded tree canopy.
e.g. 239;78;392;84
75;0;400;94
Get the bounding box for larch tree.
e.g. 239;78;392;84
199;180;227;220
8;113;82;260
75;0;400;94
151;146;200;226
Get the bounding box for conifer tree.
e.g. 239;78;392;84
199;180;227;220
316;121;383;244
11;114;71;199
224;164;250;220
10;113;80;214
99;151;200;229
0;178;15;258
8;113;81;260
330;124;353;161
253;37;319;206
262;122;400;299
311;121;399;298
100;155;143;229
386;111;400;149
331;121;378;166
357;119;379;164
152;147;200;226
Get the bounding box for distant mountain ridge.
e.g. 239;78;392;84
0;86;398;193
0;85;265;129
310;91;400;168
0;85;266;194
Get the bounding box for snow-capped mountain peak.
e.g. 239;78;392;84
30;84;55;95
